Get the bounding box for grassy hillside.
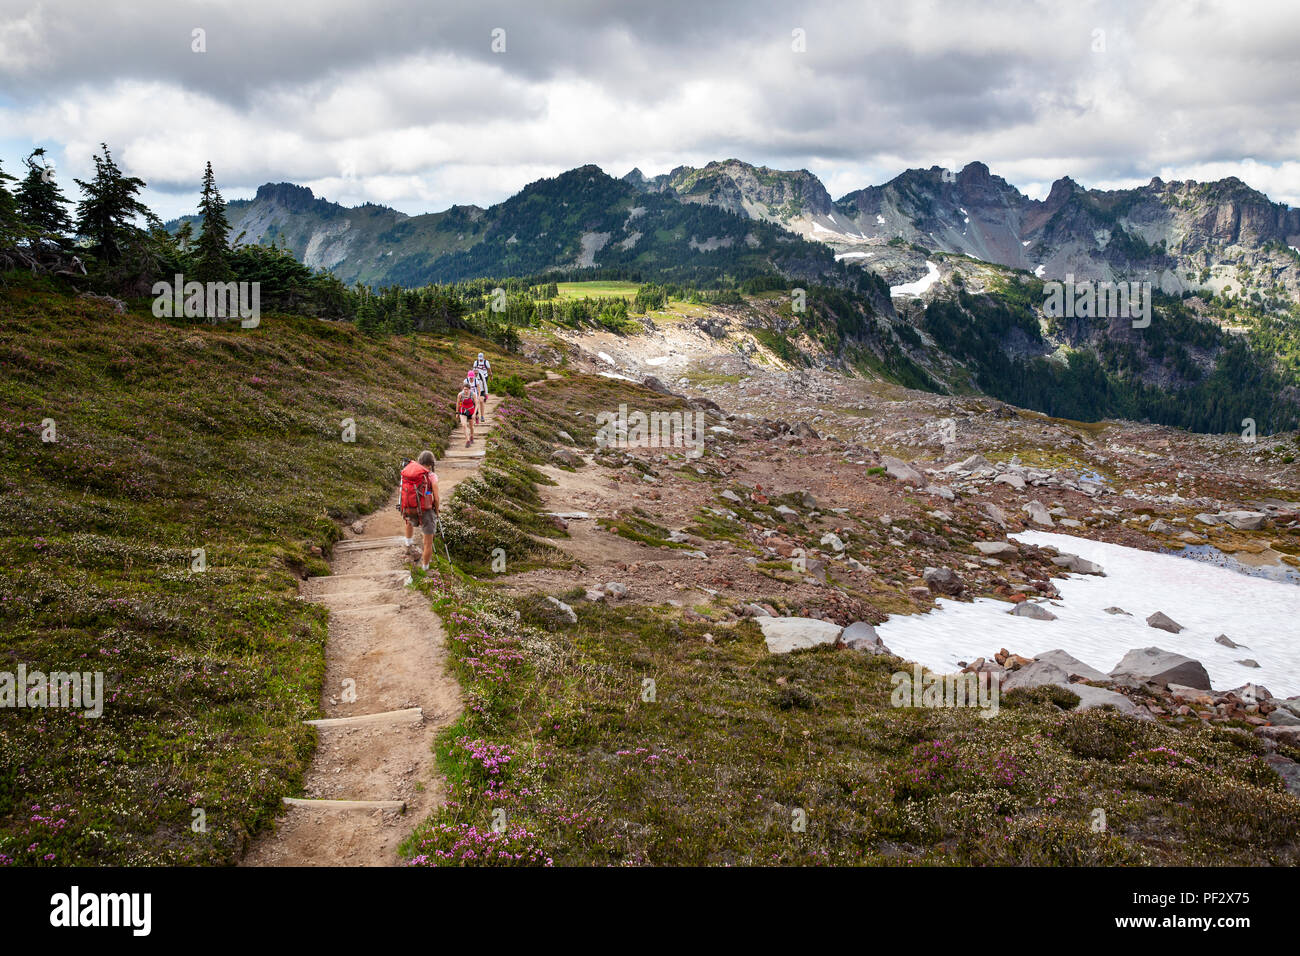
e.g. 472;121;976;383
0;282;528;865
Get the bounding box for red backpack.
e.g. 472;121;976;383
399;461;435;518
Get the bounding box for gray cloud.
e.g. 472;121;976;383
2;0;1298;221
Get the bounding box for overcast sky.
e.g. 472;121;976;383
3;0;1299;221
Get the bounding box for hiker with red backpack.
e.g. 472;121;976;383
399;450;441;570
456;379;477;447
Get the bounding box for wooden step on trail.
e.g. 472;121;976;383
328;602;401;615
308;569;410;583
282;797;406;812
306;707;424;729
334;535;411;553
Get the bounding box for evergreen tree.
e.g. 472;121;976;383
73;144;151;263
16;148;72;243
175;220;194;253
194;161;232;280
0;158;19;246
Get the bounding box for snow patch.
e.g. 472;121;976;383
889;260;941;297
875;531;1300;696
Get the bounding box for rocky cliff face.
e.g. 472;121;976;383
640;160;1300;301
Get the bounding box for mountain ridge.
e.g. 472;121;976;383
170;158;1300;306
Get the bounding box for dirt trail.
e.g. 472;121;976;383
242;394;501;867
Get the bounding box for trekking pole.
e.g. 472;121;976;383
434;512;453;568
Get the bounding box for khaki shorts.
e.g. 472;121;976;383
404;507;438;535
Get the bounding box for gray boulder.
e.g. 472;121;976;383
975;541;1018;556
880;456;925;486
1214;634;1244;649
1001;660;1069;691
758;617;843;654
1022;501;1054;526
923;566;964;595
1031;649;1109;683
1109;647;1211;690
840;621;891;655
1009;602;1057;620
1063;683;1153;720
1264;755;1300;798
1268;708;1300;727
1051;553;1105;575
1221;510;1268;531
953;453;993;472
603;582;629;599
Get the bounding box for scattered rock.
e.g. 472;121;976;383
1064;683;1153;720
950;453;992;472
604;582;629;599
981;502;1009;528
1001;660;1068;691
1257;725;1300;747
1214;634;1244;649
993;473;1027;490
1104;607;1131;616
1145;611;1184;634
1236;659;1260;668
1009;602;1057;620
975;541;1018;556
1030;649;1109;683
1264;755;1300;797
1221;510;1268;531
1051;553;1105;575
1022;501;1054;526
880;456;925;486
840;621;891;655
545;596;578;624
551;448;585;467
923;566;964;595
